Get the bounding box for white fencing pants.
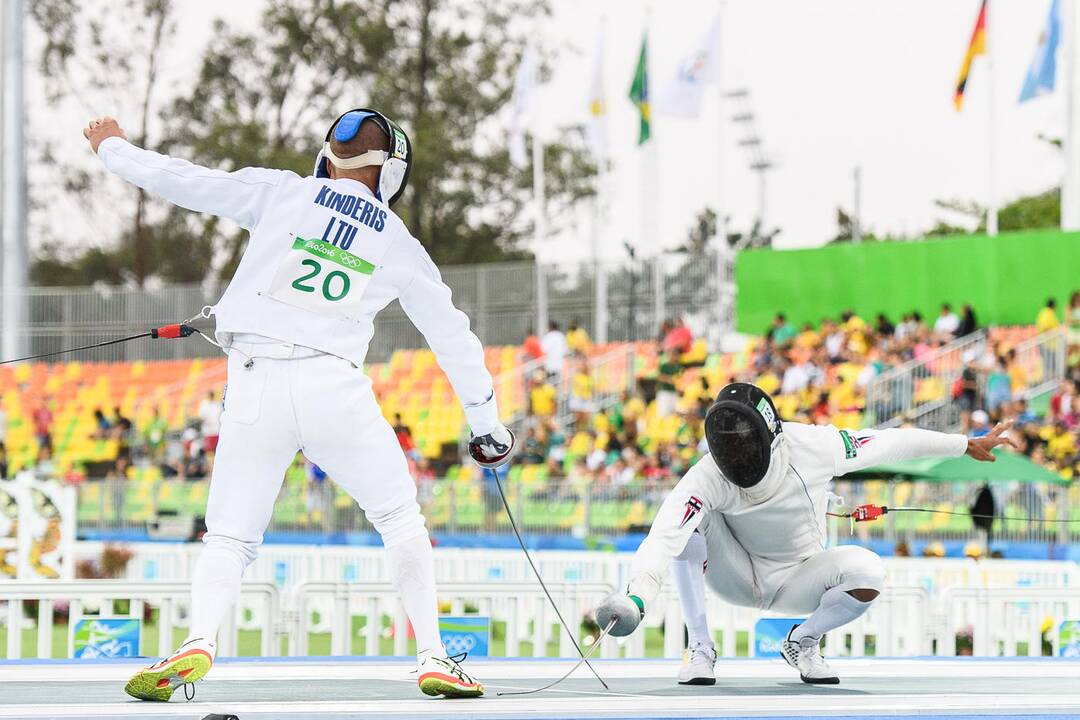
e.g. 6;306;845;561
700;513;885;615
188;337;433;653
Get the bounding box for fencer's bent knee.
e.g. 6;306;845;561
833;546;885;594
366;499;428;548
202;533;259;569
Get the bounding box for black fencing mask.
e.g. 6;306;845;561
704;382;783;489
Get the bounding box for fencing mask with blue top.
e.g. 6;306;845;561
313;108;412;206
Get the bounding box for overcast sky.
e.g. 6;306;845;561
29;0;1068;266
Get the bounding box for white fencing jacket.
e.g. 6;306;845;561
97;137;499;434
627;423;968;610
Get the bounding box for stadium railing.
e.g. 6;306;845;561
8;574;1077;658
865;329;988;431
866;327;1068;432
74;476;1079;550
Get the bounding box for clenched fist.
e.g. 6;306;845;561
83;117;127;154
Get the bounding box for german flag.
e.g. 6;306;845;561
954;0;988;111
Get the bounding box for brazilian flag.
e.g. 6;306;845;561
628;35;650;145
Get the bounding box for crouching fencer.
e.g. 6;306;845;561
597;383;1013;685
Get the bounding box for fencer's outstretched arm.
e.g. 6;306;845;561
624;455;734;613
88;120;283;232
831;420;1017;476
398;245;499;435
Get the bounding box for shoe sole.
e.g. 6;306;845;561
124;650;213;701
800;674;840;685
418;671;484;698
678;677;717;686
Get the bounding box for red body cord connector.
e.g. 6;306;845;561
151;324;195;339
851;504;888;522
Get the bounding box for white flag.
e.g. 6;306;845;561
508;45;537;168
585;28;608;160
654;15;720;118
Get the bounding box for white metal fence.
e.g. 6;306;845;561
5;546;1075;661
4;568;1078;660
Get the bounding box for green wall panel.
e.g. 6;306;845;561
734;230;1080;334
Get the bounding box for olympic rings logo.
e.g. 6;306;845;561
337;254;363;270
442;634;477;656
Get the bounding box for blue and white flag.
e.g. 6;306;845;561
654;15;720;118
1019;0;1061;103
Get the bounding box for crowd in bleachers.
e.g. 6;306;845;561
510;292;1080;489
1;293;1079;540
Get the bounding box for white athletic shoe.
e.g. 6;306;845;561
677;640;717;685
417;654;484;698
124;636;217;701
781;625;839;684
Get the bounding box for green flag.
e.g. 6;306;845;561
628;35;650;145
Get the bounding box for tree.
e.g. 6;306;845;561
931;188;1060;236
30;0;177;287
29;0;595;284
163;0;594;273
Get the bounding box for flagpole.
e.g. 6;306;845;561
592;20;609;344
1065;0;1080;230
714;0;732;338
986;0;999;236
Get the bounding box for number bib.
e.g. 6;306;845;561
267;236;377;320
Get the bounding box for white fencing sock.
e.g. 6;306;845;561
187;536;255;643
671;531;711;648
789;586;874;646
386;532;445;661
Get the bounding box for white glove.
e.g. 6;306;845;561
595;592;644;637
468;424;516;469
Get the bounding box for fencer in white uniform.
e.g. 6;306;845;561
83;111;514;700
597;382;1013;685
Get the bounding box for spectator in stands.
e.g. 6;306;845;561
794;323;819;350
840;309;866;333
656;350;681;418
568;360;594;430
32;445;56;481
955;352;979;431
184;449;209;479
566;320;591;357
32;398;53;452
894;313;917;342
933;303;960;338
92;408;112;440
970;410;991;438
144;407;168;461
522;327;543;362
822;318;845;363
541;321;567;379
1036;297;1060;333
1012;397;1039;427
985;355;1012;419
1049;379;1076;424
197;391;222;455
528;370;556;419
0;444;7;480
956;304;978;337
767;313;796;346
393;414;420;461
874;313;895;337
780;357;812;396
663;316;694;356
